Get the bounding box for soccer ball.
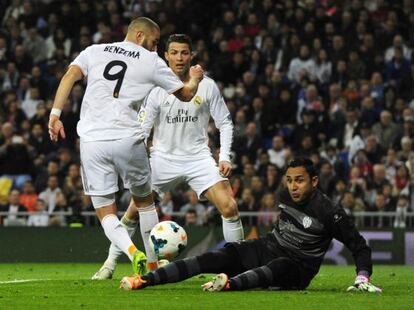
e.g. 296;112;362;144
149;221;187;259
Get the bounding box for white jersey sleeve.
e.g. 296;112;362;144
209;82;233;163
138;88;162;140
71;46;92;76
153;57;184;94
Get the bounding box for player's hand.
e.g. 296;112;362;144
48;114;66;142
346;275;382;293
219;161;232;177
189;64;204;82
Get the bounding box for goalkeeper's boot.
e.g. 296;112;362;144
202;273;230;292
132;250;147;276
91;260;116;280
120;275;147;291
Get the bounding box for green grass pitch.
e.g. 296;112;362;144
0;264;412;309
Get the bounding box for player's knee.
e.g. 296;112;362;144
130;181;152;198
220;197;239;219
267;257;292;270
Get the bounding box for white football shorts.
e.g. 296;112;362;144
80;136;151;196
150;155;227;199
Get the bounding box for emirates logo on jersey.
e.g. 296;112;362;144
302;216;312;228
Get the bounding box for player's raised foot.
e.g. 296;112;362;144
132;250;147;276
201;273;230;292
120;275;147;291
91;260;116;280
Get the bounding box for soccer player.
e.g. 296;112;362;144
92;34;244;280
120;157;382;293
48;18;204;276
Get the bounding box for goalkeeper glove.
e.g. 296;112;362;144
347;275;382;293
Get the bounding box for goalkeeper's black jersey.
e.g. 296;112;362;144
267;188;372;276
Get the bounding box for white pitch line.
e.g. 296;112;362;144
0;279;51;284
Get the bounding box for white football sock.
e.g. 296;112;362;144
106;215;138;263
222;216;244;242
101;214;137;261
138;203;159;263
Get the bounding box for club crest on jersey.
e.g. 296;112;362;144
302;216;312;228
194;95;202;105
138;110;146;121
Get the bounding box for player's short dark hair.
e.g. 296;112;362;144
166;34;192;51
286;157;317;178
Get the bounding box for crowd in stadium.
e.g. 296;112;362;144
0;0;413;228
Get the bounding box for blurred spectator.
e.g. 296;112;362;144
264;164;280;192
238;188;257;213
0;189;26;226
21;87;42;119
27;198;49;227
393;194;409;228
23;27;47;64
19;180;37;212
250;176;264;204
393;164;410;196
179;190;205;226
35;159;60;193
234;122;262;163
257;192;279;227
313;49;332;85
159;191;174;220
364;135;385;165
398;136;414;162
38;175;61;214
372;110;401;149
288;44;315;84
184;209;199;226
384;35;412;62
319;160;336;197
332;179;347;205
62;163;82;208
368;192;394;228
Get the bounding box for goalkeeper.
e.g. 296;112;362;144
120;157;382;293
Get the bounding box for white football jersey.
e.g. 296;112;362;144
139;76;233;162
71;41;184;141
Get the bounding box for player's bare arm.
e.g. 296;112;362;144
173;64;204;101
48;65;84;142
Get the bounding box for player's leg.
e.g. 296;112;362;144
203;180;244;242
98;154;185;280
95;201;141;262
115;137;160;272
130;188;159;271
120;243;245;290
80;139;146;277
92;200;139;280
226;257;304;291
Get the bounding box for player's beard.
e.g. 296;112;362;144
141;38;152;51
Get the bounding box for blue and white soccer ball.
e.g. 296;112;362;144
149;221;187;259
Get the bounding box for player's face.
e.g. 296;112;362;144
141;29;160;52
285;166;318;203
165;42;192;76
